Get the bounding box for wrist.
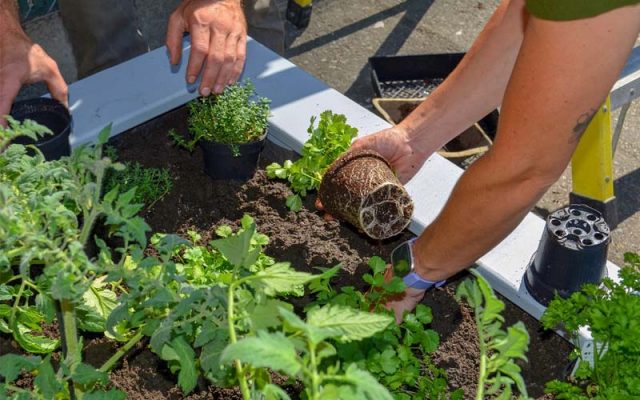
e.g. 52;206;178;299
412;236;449;282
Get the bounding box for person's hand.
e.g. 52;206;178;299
166;0;247;97
385;287;426;324
0;24;68;124
350;125;428;184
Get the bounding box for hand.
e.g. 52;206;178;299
385;287;427;324
0;24;68;124
166;0;247;97
350;125;428;184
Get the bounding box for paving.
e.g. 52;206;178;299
18;0;640;266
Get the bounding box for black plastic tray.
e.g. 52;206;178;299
369;53;465;98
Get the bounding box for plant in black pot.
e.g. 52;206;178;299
171;80;270;180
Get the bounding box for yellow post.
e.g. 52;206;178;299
570;97;618;227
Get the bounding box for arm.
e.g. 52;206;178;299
0;0;67;122
166;0;247;97
352;0;529;182
413;4;640;282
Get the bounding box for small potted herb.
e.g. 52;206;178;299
171;80;270;180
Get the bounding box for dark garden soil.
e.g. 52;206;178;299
1;107;572;399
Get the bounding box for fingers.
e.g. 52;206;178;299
210;33;240;94
186;24;210;86
0;79;21;126
231;34;246;83
166;10;185;66
199;29;226;95
43;61;68;108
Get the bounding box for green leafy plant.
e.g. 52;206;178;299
541;252;640;399
0;120;148;399
266;110;357;211
456;269;531;400
170;80;270;154
0;116;51;153
221;304;394;400
103;146;172;208
305;257;463;400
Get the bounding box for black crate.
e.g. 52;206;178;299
369;53;465;98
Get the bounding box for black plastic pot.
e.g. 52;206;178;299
199;134;266;180
10;98;72;160
524;204;610;306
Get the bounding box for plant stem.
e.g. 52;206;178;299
227;283;251;400
308;340;321;400
475;312;487;400
59;299;82;399
99;329;144;373
9;280;26;324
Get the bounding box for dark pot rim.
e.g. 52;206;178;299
10;98;71;146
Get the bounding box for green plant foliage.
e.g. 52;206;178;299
103;146;173;209
305;257;463;400
266;111;358;211
541;252;640;399
0;121;138;398
0;116;52;153
221;305;394;400
456;269;531;400
170;80;270;154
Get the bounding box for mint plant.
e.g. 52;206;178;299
456;269;531;400
170;80;270;154
266;111;357;211
541;252;640;399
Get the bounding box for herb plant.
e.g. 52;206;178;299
170;80;270;154
541;252;640;399
456;269;531;400
103;146;172;209
266;110;358;211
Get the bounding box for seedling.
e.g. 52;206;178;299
266;110;357;211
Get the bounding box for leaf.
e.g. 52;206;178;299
419;329;440;354
160;336;198;394
307;305;392;343
220;331;302;377
84;389;127;400
71;362;108;385
368;256;387;275
343;364;394;400
11;319;59;354
249;299;293;331
251;263;315;296
34;356;63;399
285;195;302;212
0;354;41;381
210;222;259;268
262;383;292;400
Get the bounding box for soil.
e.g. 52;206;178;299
2;107;572;399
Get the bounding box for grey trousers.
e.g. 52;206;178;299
58;0;285;79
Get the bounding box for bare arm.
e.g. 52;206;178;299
0;0;67;123
414;4;640;281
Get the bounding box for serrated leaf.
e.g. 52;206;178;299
221;331;302;376
250;299;293;331
251;263;315;296
72;363;109;385
343;364;394;400
34;356;63;399
0;354;41;381
160;336;198;394
262;384;292;400
368;256;387;275
210;223;259;268
307;305;392;343
11;320;59;354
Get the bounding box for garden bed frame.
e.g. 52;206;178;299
65;37;619;363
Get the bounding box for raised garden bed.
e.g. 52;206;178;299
3;107;574;399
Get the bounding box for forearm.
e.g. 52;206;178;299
402;0;528;157
413;5;640;281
